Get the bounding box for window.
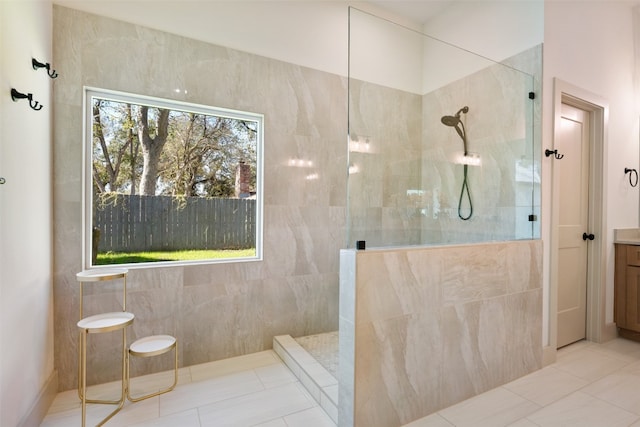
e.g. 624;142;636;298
84;88;263;267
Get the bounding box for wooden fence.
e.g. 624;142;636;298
94;194;256;253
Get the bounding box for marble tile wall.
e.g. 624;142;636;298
338;239;543;427
52;6;345;390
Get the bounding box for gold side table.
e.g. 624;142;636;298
76;268;133;427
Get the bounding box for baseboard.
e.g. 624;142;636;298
18;370;58;427
600;322;618;343
542;345;557;367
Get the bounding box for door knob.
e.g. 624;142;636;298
583;232;595;241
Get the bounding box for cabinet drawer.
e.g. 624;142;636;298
627;246;640;266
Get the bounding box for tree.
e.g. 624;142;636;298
138;106;170;195
158;112;257;197
162;112;219;197
125;103;140;195
92;96;257;198
92;99;138;194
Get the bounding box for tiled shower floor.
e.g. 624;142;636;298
294;331;339;380
273;334;339;423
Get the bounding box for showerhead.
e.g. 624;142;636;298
440;106;469;127
441;106;469;126
440;115;460;127
441;106;469;154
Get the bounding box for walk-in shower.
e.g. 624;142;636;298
336;6;543;427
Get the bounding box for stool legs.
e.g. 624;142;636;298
78;328;129;427
79;330;86;427
127;339;178;402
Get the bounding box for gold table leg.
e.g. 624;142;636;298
78;326;129;426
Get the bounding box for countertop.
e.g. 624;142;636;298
614;228;640;245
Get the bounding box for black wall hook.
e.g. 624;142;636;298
11;88;43;111
545;149;564;160
625;168;638;187
32;58;58;78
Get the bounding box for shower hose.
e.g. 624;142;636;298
458;164;473;220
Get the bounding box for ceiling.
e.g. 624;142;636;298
366;0;456;25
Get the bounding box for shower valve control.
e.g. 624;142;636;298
583;233;595;241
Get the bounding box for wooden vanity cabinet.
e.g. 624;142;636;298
614;243;640;341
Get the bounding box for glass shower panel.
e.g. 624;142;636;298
347;7;539;248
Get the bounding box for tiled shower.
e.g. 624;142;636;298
284;8;544;427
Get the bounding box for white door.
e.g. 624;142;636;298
556;102;591;348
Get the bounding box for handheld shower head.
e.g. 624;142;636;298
440;105;473;220
440;106;468;127
440;115;460;127
441;106;469;154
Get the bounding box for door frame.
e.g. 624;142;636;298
548;78;611;359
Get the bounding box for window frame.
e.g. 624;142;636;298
82;86;264;269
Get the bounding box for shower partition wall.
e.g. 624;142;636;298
339;8;544;427
347;7;540;248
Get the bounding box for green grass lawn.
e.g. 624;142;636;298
96;248;256;265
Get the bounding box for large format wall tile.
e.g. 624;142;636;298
52;6;345;391
340;240;543;427
440;297;508;406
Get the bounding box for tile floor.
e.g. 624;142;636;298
41;350;335;427
407;338;640;427
42;338;640;427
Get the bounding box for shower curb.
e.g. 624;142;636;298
273;335;338;423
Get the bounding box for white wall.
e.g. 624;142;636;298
423;0;544;64
52;1;542;96
543;1;640;345
53;0;352;76
51;0;430;94
0;1;55;426
420;0;543;94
